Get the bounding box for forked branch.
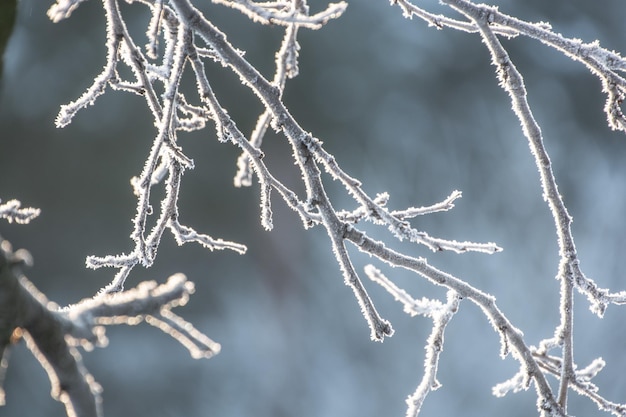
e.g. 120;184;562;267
0;232;217;417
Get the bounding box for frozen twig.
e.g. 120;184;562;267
366;266;460;417
391;190;462;219
0;238;101;417
47;0;496;342
406;291;460;417
347;228;566;417
0;235;217;417
391;0;519;37
530;351;626;416
234;1;306;188
439;0;626;320
0;199;40;224
393;0;626;134
70;274;221;359
212;0;347;30
186;38;319;229
47;0;88;22
299;133;501;254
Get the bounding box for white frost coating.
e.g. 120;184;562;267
213;0;348;30
48;0;248;293
337;193;389;223
332;239;393;341
86;253;137;270
300;132;501;253
391;190;462;218
365;266;462;416
576;357;605;382
405;291;459;417
260;182;274;231
64;274;220;359
169;221;247;254
0;199;40;224
147;309;221;359
145;0;164;60
492;367;529;397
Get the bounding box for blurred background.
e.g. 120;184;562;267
1;0;626;416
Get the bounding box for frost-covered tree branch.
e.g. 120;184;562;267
0;199;40;224
388;0;626;416
2;0;626;415
394;0;626;135
365;266;460;417
0;209;218;417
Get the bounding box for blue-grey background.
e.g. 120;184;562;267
1;0;626;416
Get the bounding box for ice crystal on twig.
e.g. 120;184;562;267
366;265;461;417
0;200;40;224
